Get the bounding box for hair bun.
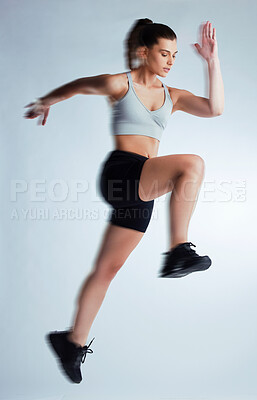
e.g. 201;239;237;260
137;18;153;26
133;19;153;33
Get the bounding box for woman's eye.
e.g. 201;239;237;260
162;54;176;59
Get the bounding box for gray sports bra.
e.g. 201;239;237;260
110;71;173;142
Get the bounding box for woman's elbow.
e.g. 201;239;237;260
211;107;224;117
216;109;224;116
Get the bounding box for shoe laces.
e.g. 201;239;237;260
74;337;95;365
162;242;196;255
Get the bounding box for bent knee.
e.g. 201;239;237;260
93;260;125;281
184;155;205;178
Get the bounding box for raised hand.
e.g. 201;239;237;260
23;99;50;126
192;21;218;62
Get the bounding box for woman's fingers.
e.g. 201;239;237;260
200;22;206;46
23;99;50;125
24;110;41;118
209;22;213;38
42;108;49;125
24;103;34;108
205;21;215;40
201;21;214;43
213;27;216;40
201;21;205;40
24;112;37;119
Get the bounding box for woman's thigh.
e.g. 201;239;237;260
138;154;205;202
92;222;144;275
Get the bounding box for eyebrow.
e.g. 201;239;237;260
160;49;178;54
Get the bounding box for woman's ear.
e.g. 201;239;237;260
135;46;148;63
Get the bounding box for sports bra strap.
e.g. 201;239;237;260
163;82;172;101
126;71;133;87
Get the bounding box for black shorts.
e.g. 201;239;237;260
98;149;154;233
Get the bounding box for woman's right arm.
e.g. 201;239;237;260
24;73;118;125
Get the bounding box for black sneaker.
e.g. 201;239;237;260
158;242;212;278
45;329;95;384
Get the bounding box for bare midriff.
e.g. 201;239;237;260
113;134;159;159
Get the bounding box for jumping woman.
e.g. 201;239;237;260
24;18;224;384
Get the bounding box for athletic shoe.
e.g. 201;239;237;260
46;329;95;384
158;242;212;278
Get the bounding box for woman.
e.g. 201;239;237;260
24;18;224;384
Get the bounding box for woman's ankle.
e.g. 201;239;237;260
170;240;187;251
67;331;86;348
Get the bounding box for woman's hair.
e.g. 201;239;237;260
125;18;177;70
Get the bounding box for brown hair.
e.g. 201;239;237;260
124;18;177;70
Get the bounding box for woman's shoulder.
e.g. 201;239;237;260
105;71;129;105
165;85;183;109
106;71;129;87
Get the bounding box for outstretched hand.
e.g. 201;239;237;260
192;21;218;62
23;99;50;126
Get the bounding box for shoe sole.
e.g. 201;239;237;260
159;259;212;278
45;332;81;384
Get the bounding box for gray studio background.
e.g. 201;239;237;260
1;0;257;400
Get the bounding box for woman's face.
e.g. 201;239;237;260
138;37;178;76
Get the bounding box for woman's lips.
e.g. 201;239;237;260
163;68;170;72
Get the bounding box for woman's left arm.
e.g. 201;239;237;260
172;21;224;117
204;23;224;115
